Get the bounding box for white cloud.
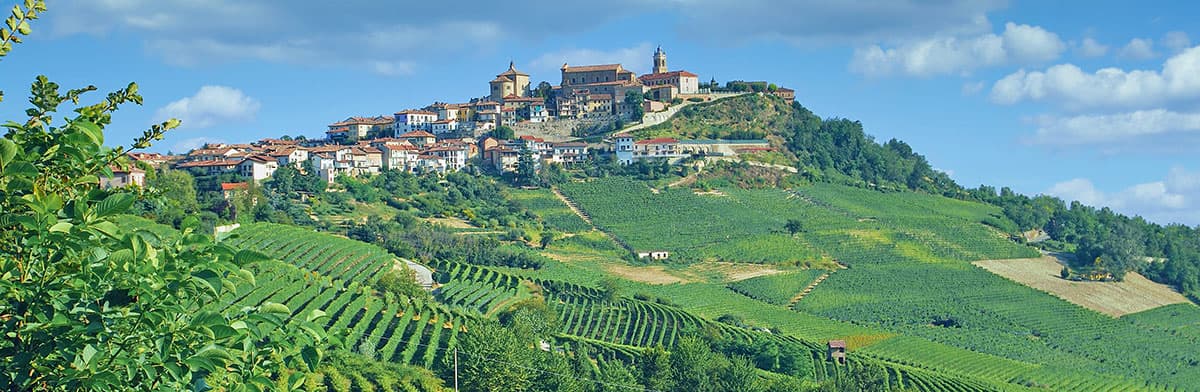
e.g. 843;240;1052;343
1026;109;1200;145
989;46;1200;110
1047;167;1200;225
171;137;226;153
531;43;654;75
154;86;261;129
1118;38;1157;60
1163;31;1192;53
849;22;1064;77
1076;38;1108;57
961;81;986;95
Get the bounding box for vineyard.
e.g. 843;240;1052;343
727;270;827;305
209;259;466;369
507;188;593;233
223;223;397;283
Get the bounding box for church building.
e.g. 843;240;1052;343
489;62;531;103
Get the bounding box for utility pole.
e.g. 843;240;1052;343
454;347;460;392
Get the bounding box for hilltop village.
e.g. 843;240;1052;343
105;47;794;188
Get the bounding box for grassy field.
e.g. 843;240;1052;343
975;256;1190;316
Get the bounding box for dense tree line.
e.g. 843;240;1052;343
449;302;893;392
783;103;958;195
977;187;1200;293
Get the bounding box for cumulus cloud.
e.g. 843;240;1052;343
530;43;653;75
154;86;261;129
1047;167;1200;225
1117;38;1157;60
1163;31;1192;53
849;22;1065;77
1076;38;1109;57
1026;109;1200;146
989;46;1200;110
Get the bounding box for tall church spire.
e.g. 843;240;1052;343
652;46;667;74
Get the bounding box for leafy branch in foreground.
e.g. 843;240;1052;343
0;3;323;389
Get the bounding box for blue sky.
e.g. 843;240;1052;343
1;1;1198;225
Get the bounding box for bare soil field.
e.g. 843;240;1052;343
974;256;1189;317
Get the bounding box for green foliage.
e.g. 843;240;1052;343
0;44;318;390
624;90;644;122
378;266;431;302
455;321;533;392
728;270;825;306
507;188;591;233
492;125;515;140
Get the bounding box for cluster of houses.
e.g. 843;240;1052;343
100;46;786;189
325;46;794;142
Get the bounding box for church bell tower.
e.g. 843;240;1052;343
652;46;667;74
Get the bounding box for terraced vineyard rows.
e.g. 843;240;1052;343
224;223;396;283
428;259;528;315
211;260;464;368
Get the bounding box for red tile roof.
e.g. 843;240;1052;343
518;135;546;142
634;138;679;145
221;182;249;191
639;70;699;82
399;130;436;138
177;160;241;168
395;110;438;116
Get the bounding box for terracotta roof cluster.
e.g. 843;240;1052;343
398;130;437;139
177;160;242;168
394;109;438;116
639;70;699;82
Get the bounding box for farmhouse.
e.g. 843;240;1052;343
827;340;846;364
637;251;670;260
100;166;146;189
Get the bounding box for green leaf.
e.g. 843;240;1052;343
0;138;15;169
300;346;320;372
191;270;222;297
260;302;290;315
3;161;36;178
233;249;270;266
48;221;72;233
189;311;225;329
306;308;327;323
73;120;103;146
16;20;28;35
93;193;134;218
80;344;98;367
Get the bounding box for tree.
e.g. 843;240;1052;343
493;125;515;140
455;322;533;392
624;90;644;122
637;346;675;391
540;230;558;249
784;219;805;235
0;6;321;389
515;148;539;187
